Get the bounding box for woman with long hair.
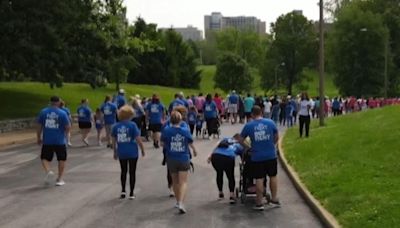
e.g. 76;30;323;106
161;111;197;214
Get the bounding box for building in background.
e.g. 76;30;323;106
204;12;266;39
160;26;203;41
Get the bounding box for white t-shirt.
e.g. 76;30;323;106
263;101;272;113
299;100;311;116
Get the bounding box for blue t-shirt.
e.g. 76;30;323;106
196;118;203;128
100;102;117;125
229;94;239;104
77;105;92;122
244;97;255;113
161;126;193;162
60;107;71;116
168;99;185;113
332;100;340;109
134;106;144;118
285;105;293;118
111;121;141;159
187;111;197;125
240;118;278;162
213;142;244;159
180;98;189;108
37;107;70;145
116;95;126;109
146;102;165;124
290;100;297;112
203;101;218;119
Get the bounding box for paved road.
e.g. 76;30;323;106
0;123;323;228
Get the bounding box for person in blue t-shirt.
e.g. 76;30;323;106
178;92;189;108
228;90;239;124
285;103;293;127
112;105;145;199
289;97;298;124
240;105;280;211
195;114;203;137
37;96;71;186
59;100;73;147
161;105;190;197
187;106;197;135
116;89;127;110
161;111;197;214
168;93;185;114
77;98;93;146
203;94;219;138
207;134;244;204
332;97;341;116
145;94;165;149
244;94;255;122
100;95;118;148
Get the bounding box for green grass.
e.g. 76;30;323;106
301;69;338;98
198;65;338;97
0;82;199;120
282;106;400;228
0;65;339;120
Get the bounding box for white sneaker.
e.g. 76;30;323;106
44;171;55;185
83;139;89;146
174;202;179;208
55;179;65;186
178;204;187;214
169;189;175;197
67;142;73;147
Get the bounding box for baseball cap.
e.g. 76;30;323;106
50;96;60;102
119;89;125;94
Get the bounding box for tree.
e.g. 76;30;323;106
327;1;388;97
214;52;253;93
127;19;201;89
261;12;317;95
216;28;268;68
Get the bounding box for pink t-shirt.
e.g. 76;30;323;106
195;96;205;111
213;97;223;112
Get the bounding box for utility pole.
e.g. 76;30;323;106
319;0;325;126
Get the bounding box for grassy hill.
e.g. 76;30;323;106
0;65;338;120
0;83;199;120
283;106;400;227
198;65;338;97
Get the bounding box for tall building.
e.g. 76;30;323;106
160;26;203;41
204;12;266;39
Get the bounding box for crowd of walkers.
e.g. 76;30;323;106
36;89;400;213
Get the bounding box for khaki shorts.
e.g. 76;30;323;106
228;104;238;114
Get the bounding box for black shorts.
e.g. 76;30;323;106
250;158;278;179
41;145;67;161
78;121;92;129
149;123;162;132
167;159;190;173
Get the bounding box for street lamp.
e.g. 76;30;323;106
360;28;389;98
274;62;285;95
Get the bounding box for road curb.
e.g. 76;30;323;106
278;137;341;228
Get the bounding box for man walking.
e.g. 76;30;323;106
240;105;280;210
37;96;71;186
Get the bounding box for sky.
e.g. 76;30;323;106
124;0;321;32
